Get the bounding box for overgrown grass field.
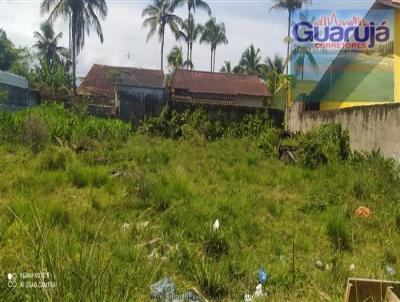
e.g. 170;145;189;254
0;104;399;301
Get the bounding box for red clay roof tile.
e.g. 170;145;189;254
77;64;164;99
173;69;271;97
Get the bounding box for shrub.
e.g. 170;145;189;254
38;146;72;171
90;168;109;188
259;128;283;158
21;114;50;153
192;261;228;299
140;105;277;141
326;216;351;251
295;124;350;168
0;89;7;102
350;150;400;185
68;165;90;188
0;111;25;142
203;233;229;260
0;103;132;149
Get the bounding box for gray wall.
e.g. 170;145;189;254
287;102;400;159
0;83;39;111
116;85;165;126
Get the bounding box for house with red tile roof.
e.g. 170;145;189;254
78;65;273;124
172;69;271;108
78;64;165;124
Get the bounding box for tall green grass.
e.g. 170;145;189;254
0;105;399;301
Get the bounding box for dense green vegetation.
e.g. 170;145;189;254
1;104;399;301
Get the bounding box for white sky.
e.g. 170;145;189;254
0;0;374;77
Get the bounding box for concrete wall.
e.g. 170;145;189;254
0;83;39;111
116;85;165;126
287;102;400;159
233;95;265;108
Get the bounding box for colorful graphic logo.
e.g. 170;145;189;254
290;9;395;104
292;11;390;49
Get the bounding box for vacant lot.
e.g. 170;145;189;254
0;105;399;301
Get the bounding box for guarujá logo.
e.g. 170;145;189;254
292;11;391;49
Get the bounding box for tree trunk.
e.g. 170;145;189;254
161;27;165;71
187;8;191;69
213;48;216;72
284;9;292;131
210;48;213;72
190;41;193;69
71;15;77;95
286;10;292;76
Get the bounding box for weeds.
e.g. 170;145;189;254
203;233;229;260
21;114;50;153
192;259;229;299
326;216;351;251
140;105;275;140
294;124;350;168
49;208;71;228
0;105;399;301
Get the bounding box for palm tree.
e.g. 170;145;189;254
266;54;285;75
34;22;67;64
200;18;228;72
269;0;311;75
265;54;287;107
238;44;266;76
176;15;202;68
167;45;193;71
142;0;182;71
41;0;107;95
220;61;232;73
290;44;317;80
172;0;211;66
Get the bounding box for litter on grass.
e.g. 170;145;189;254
150;278;207;302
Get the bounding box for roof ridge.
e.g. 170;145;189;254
176;69;260;78
93;63;164;73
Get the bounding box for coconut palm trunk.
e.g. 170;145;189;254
286;9;291;75
189;41;192;63
71;14;77;94
186;8;191;69
213;48;216;72
210;48;213;72
161;27;165;70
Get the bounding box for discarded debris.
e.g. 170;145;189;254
385;265;396;277
315;260;324;270
213;219;220;231
136;221;149;230
122;223;131;231
111;170;133;178
325;263;333;271
354;206;373;218
150;278;175;299
243;284;266;301
150;278;206;302
254;284;264;297
258;268;268;285
349;264;355;272
148;248;159;261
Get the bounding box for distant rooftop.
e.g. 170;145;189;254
173;69;271;97
0;71;28;89
77;64;164;99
